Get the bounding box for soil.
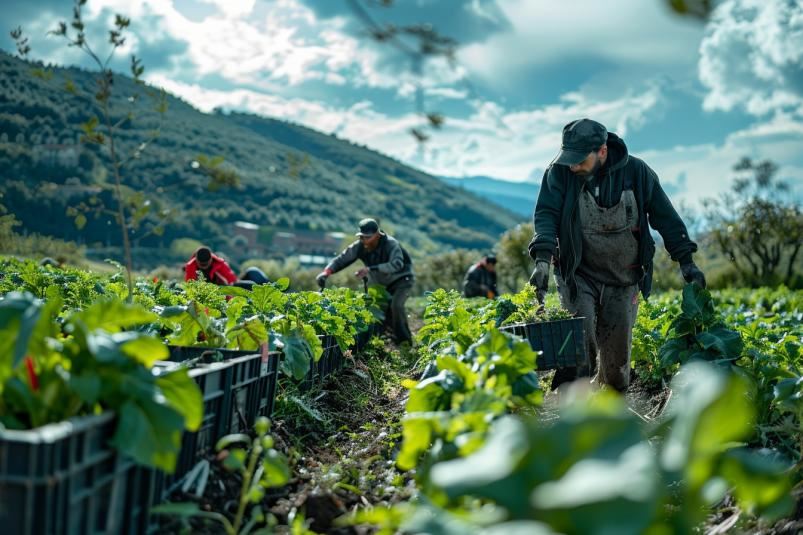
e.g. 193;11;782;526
156;336;417;534
536;368;672;424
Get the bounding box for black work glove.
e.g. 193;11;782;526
315;272;328;289
529;260;550;303
680;262;706;288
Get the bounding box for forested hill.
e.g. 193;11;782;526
0;51;520;260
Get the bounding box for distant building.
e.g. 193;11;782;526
229;221;345;265
298;254;331;267
271;228;345;258
232;221;261;256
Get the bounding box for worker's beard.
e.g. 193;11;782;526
573;157;602;178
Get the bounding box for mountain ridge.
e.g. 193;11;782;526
0;51;519;264
439;175;539;218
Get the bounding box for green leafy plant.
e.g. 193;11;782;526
0;291;202;472
658;284;744;369
772;376;803;460
495;284;574;326
416;289;497;360
398;329;542;483
153;416;290;534
361;363;793;534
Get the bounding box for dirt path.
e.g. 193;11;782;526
157;336;418;534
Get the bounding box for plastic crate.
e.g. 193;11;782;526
151;352;279;503
166;345;257;362
353;324;382;352
150;358;231;503
0;412;154;535
294;335;345;385
501;318;589;371
314;335;344;381
228;352;280;434
258;352;280;421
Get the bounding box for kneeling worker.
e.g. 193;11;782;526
463;254;498;299
185;246;269;288
316;218;415;344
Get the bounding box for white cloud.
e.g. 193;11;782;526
406;81;667;180
464;0;501;24
147;74;421;140
459;0;704;87
426;87;469;99
640;113;803;208
699;0;803;115
150;71;670;185
19;0;429;92
196;0;256;19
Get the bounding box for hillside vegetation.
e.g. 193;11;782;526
0;51;520;266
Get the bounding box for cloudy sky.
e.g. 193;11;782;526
3;0;803;207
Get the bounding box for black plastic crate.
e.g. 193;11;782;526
166;345;257;362
501;318;589;371
295;335;346;385
151;352;279;503
228;352;280;434
0;412;155;535
353;324;382;352
314;335;344;380
258;352;281;421
150;358;231;503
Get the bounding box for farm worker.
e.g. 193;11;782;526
463;254;498;299
528;118;705;391
184;246;270;288
316;218;415;344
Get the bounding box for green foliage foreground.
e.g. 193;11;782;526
350;286;801;534
0;291;201;472
358;361;794;535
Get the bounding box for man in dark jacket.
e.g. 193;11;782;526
316;218;415;344
463;254;498;299
528;118;705;391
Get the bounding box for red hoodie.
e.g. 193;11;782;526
184;254;238;285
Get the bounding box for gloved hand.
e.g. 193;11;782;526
316;271;329;289
529;260;550;302
680;262;706;288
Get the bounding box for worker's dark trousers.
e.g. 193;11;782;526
241;267;269;284
386;277;414;344
555;273;640;391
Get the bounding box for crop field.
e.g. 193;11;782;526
0;257;800;534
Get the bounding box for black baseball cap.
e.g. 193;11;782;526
485;254;497;264
355;218;380;237
555;118;608;166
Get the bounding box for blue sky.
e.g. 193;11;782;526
3;0;803;209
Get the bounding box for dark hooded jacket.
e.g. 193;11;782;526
528;132;697;299
463;262;498;298
325;233;414;289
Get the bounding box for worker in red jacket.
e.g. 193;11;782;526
184;246;238;285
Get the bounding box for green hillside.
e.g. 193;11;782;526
0;51;518;267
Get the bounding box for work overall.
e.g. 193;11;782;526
555;188;641;391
